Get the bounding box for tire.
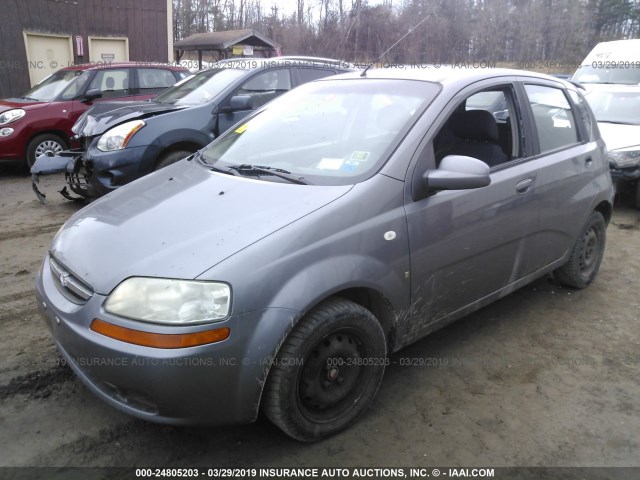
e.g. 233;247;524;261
554;211;606;289
154;150;193;171
26;134;67;169
634;182;640;210
262;298;387;442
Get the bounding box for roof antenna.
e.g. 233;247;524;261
361;14;431;77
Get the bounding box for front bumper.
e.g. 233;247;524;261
610;166;640;180
35;253;298;426
0;124;27;162
610;166;640;193
65;144;161;198
31;150;84;204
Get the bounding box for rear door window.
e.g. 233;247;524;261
524;85;579;153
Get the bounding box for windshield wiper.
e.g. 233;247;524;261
21;96;40;101
228;164;308;185
192;151;235;176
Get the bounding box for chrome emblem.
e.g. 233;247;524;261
59;272;69;287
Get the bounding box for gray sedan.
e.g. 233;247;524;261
35;68;613;442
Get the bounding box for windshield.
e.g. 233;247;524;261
22;69;86;101
154;68;247;105
573;65;640;85
586;90;640;125
200;79;439;185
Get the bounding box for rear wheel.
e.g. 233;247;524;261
262;298;387;442
554;211;606;289
26;134;67;169
154;150;193;171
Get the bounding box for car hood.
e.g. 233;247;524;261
50;160;352;295
72;101;187;137
598;122;640;151
0;98;49;112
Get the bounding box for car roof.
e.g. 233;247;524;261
63;62;188;72
583;83;640;94
581;39;640;65
326;66;574;89
202;56;355;72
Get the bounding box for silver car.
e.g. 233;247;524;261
35;68;613;442
584;85;640;207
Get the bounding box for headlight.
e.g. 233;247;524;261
0;109;25;125
97;120;145;151
104;277;231;324
609;146;640;169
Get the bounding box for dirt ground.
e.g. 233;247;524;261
1;164;639;470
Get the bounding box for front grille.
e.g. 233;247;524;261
64;147;94;196
66;167;91;193
49;256;93;304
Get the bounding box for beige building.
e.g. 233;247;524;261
1;0;174;98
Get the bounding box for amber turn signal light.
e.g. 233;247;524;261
90;319;230;348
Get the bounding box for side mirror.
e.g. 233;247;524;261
82;89;103;102
222;95;253;113
424;155;491;192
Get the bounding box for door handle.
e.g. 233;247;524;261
516;178;533;194
585;157;593;168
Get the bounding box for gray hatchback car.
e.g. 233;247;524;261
35;68;613;441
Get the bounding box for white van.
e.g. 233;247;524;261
572;39;640;87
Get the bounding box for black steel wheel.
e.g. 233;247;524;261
554;211;606;289
262;298;386;442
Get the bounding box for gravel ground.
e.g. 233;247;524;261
1;165;639;471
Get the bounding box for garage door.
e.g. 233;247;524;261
88;37;129;63
23;33;73;86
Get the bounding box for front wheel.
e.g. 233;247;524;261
26;134;68;169
154;150;193;171
262;298;387;442
554;211;606;289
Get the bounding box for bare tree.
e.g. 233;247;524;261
173;0;640;66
